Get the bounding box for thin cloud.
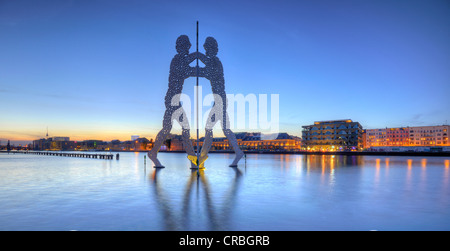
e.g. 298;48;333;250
0;130;43;139
0;85;92;102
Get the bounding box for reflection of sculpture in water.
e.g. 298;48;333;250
151;169;197;230
150;167;242;230
148;35;197;168
196;37;244;167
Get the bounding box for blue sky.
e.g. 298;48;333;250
1;0;449;144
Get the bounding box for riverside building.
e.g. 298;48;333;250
169;132;301;152
365;125;449;148
409;125;449;146
301;119;363;151
365;127;409;147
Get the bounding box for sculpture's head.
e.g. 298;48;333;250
176;35;191;54
204;37;218;57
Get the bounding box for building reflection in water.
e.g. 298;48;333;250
150;167;242;231
375;158;381;185
304;154;363;173
444;160;450;191
406;159;413;188
303;155;363;187
420;158;428;186
407;159;413;169
421;158;427;169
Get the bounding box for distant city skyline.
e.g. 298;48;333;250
1;0;450;145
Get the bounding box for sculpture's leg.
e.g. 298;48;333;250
177;108;196;156
181;129;195;155
148;109;173;168
222;110;243;167
224;129;244;167
199;106;219;166
182;128;200;169
149;129;167;168
200;129;213;161
177;108;199;169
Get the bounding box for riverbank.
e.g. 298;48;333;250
2;150;450;157
160;150;450;157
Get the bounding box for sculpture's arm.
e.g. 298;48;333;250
185;52;209;78
187;66;206;78
196;52;209;64
187;52;197;64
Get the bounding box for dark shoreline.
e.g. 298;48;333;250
194;150;450;157
2;150;450;157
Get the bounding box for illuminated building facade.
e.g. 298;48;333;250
365;125;449;148
234;132;301;151
408;125;449;146
103;138;153;151
33;137;75;151
169;132;301;152
365;127;409;147
302;119;363;151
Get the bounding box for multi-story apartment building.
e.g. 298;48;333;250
302;119;363;151
365;128;386;147
365;127;410;147
409;125;449;146
365;125;449;148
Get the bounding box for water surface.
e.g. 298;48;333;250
0;152;449;230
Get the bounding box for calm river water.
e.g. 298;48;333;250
0;152;449;230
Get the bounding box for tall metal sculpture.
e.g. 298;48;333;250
149;25;243;168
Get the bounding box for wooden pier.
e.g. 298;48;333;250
2;151;117;160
